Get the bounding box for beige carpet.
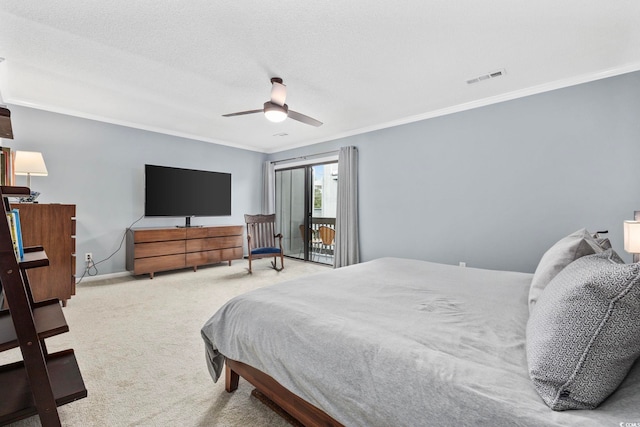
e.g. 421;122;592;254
1;258;329;427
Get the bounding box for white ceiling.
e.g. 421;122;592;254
1;1;639;153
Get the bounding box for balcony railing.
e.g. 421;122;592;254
283;217;335;265
310;216;335;233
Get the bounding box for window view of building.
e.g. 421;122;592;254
312;163;338;219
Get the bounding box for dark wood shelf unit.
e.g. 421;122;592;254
18;248;49;270
0;300;69;352
0;186;86;426
0;350;86;425
0;186;29;197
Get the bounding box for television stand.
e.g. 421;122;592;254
126;225;244;278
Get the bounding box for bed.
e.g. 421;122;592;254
201;247;640;425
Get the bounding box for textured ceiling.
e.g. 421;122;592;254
1;1;639;153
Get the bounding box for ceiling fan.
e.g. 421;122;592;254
223;78;323;127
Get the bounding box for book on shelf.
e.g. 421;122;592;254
5;209;24;259
12;208;24;259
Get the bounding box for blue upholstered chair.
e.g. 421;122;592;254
244;214;284;273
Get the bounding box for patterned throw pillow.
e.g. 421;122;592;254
526;250;640;410
528;229;603;312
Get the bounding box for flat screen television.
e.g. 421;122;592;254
144;164;231;226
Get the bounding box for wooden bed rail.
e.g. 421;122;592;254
225;358;344;427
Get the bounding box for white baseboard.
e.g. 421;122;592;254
76;271;132;284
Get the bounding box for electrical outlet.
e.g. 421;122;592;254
459;261;466;267
85;253;92;263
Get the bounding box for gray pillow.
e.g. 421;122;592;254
526;250;640;410
595;237;612;250
528;229;602;312
592;235;627;263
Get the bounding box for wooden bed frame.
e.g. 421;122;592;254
225;358;344;427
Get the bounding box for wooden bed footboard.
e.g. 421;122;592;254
225;358;344;427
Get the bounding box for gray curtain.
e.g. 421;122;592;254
261;161;275;214
334;146;359;268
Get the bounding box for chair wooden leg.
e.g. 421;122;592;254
271;254;284;272
248;256;252;274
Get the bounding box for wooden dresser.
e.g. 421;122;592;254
126;225;244;278
14;203;77;306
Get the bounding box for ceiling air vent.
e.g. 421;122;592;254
467;69;506;85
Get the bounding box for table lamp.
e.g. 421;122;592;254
623;220;640;263
13;151;48;189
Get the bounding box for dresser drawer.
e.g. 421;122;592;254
186;236;242;252
134;254;186;275
187;226;243;239
133;228;186;243
186;250;222;266
135;240;185;258
221;247;243;261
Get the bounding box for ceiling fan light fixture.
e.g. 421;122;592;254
264;102;288;123
223;79;321;127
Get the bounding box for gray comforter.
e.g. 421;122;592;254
201;257;640;426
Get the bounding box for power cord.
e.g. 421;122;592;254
76;214;145;284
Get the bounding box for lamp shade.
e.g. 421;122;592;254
13;151;48;176
624;221;640;254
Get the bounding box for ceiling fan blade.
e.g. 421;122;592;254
270;81;287;106
222;109;263;117
288;110;323;127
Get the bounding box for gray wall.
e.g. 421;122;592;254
4;106;265;277
269;71;640;273
5;70;639;278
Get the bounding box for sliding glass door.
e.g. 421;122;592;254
275;167;307;260
275;162;337;265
